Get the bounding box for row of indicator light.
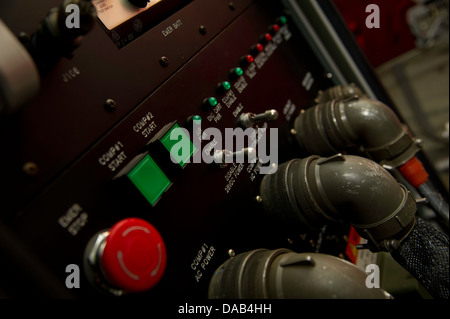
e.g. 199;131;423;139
202;16;288;111
240;16;288;68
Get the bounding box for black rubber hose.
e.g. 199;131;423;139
391;217;449;299
419;181;449;226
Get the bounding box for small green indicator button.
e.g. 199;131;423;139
221;81;231;91
234;67;244;77
204;97;218;108
160;123;197;168
127;155;171;206
279;16;288;25
193;115;202;123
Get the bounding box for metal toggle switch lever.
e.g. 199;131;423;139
214;148;257;168
238;110;279;128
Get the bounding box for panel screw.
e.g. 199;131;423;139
199;25;207;35
18;32;30;45
104;99;117;111
160;56;170;67
256;195;263;203
415;138;424;148
23;162;39;176
228;249;236;257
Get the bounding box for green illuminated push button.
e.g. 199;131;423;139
186;115;202;130
127;155;172;206
235;68;244;76
217;81;231;93
160;123;197;168
278;16;288;25
230;68;244;80
203;97;218;110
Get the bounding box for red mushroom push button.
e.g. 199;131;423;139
100;218;167;293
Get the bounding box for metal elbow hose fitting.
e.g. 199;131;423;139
259;154;417;252
257;154;448;299
294;97;422;168
209;249;392;299
295;89;449;226
315;84;366;104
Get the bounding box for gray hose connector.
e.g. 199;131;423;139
259;154;417;252
315;84;366;104
294;97;421;168
209;249;392;299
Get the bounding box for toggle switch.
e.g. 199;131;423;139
213;148;256;168
238;110;279;128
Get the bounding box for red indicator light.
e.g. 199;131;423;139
264;33;272;42
241;54;254;67
256;44;264;52
272;24;280;33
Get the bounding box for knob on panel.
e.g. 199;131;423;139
84;218;167;295
101;218;167;293
23;0;97;72
209;249;392;299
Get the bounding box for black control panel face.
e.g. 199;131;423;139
0;0;342;298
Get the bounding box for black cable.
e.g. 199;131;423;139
391;217;449;299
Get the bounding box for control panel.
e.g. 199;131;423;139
4;0;441;301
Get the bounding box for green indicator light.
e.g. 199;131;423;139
221;81;231;91
279;16;288;25
127;155;171;206
208;97;218;107
234;67;244;77
161;123;197;168
193;115;202;123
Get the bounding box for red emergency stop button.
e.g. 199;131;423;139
101;218;167;293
